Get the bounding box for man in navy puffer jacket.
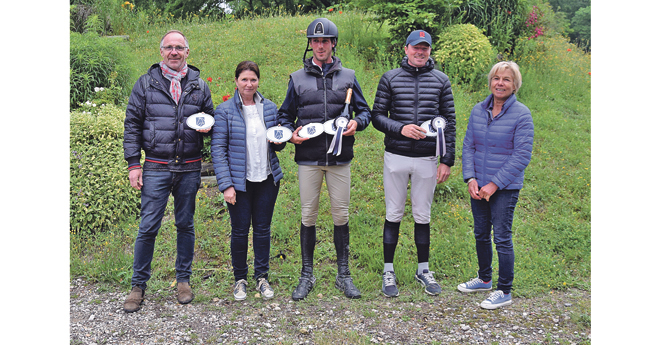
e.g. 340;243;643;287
122;30;214;312
372;30;456;298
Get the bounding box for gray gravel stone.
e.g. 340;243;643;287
70;279;591;344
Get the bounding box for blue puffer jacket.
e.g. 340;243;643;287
462;94;534;190
211;90;285;193
123;64;214;168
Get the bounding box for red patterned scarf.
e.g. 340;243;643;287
159;61;188;104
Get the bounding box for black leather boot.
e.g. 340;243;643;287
333;223;361;299
292;223;316;301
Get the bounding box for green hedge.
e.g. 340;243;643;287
70;103;140;233
435;24;495;89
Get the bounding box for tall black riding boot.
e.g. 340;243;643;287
292;223;316;301
333;223;361;299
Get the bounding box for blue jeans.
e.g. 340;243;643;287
131;170;201;290
226;175;279;282
470;189;519;294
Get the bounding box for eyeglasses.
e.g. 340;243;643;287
161;46;188;52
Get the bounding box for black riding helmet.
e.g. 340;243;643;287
302;18;338;62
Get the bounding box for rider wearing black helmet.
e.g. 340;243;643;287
278;17;372;301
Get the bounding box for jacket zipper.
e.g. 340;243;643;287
323;71;329;166
412;68;420;152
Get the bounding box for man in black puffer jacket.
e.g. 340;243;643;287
372;30;456;298
278;18;372;301
122;30;214;313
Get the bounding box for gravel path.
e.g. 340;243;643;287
70;279;591;344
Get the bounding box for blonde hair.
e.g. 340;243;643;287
487;61;522;93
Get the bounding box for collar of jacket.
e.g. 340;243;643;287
482;93;518;115
303;56;343;76
401;56;435;73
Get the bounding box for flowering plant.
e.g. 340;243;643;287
222;94;231;102
122;1;135;11
526;6;545;40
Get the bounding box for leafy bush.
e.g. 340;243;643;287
70;102;140;234
363;0;528;55
366;0;456;49
434;24;494;89
457;0;526;54
71;0;139;35
70;32;132;109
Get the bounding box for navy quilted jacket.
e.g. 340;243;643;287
462;93;534;190
123;64;214;168
211;90;285;193
372;57;456;166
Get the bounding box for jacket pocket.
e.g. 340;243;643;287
148;121;156;150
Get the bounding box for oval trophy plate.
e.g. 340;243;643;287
186;113;215;130
266;126;293;142
299;122;324;138
420;119;438;137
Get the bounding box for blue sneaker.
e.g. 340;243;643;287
457;277;492;293
415;269;442;295
382;271;399;298
480;290;512;310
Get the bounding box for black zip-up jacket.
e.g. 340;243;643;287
278;57;371;165
372;57;456;166
123;64;214;170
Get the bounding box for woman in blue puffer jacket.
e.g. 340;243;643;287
458;61;534;310
211;61;285;301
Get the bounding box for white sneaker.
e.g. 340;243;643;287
257;278;274;299
233;279;247;301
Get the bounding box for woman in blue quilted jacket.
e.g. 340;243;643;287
458;61;534;310
210;61;285;301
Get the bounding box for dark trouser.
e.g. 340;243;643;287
226;175;279;282
131;171;201;290
470;189;519;294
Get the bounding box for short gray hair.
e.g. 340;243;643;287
160;30;189;49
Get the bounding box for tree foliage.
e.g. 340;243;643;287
361;0;528;54
571;6;590;48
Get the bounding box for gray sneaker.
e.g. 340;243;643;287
415;269;442;295
233;279;247;301
257;278;274;299
382;271;399;298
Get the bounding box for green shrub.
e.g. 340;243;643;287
70;102;140;234
70;32;132;109
457;0;526;54
367;0;456;49
435;24;494;89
